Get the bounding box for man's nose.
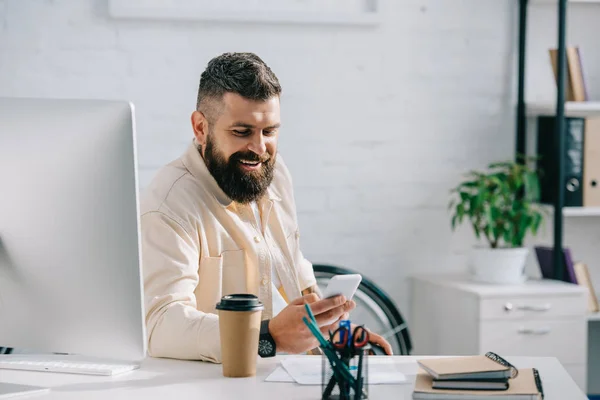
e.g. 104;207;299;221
247;132;267;156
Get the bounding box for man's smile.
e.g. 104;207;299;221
239;160;262;171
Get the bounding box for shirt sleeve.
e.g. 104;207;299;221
141;211;221;363
297;247;317;292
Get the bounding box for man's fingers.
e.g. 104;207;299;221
291;293;319;306
347;300;356;312
314;304;349;326
368;331;393;355
309;295;346;315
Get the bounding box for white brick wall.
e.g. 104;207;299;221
1;0;600;326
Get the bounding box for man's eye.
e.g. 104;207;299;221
233;129;252;136
263;130;277;136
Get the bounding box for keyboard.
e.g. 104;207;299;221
0;354;140;376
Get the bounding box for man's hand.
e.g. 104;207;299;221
269;293;356;354
360;325;393;355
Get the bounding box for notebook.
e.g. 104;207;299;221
413;368;544;400
417;352;517;381
432;379;509;391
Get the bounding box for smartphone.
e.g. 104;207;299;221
322;274;362;300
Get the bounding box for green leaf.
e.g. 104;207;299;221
531;212;543;235
488;161;513;169
460;191;471;203
461;181;479;188
525;171;541;202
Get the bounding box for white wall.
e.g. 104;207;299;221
1;0;599;320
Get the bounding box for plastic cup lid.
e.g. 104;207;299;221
216;294;264;312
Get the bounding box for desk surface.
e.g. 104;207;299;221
1;355;586;399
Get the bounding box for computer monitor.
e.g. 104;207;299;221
0;97;147;364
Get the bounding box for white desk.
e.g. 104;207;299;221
0;355;586;399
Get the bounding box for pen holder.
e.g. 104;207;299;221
321;346;370;400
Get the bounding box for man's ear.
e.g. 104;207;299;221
191;110;209;147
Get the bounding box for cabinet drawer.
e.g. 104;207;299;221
480;294;586;320
479;319;587;365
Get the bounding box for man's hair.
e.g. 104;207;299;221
196;52;282;123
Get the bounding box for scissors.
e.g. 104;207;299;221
330;321;370;358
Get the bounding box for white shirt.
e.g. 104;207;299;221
250;201;288;317
140;142;316;362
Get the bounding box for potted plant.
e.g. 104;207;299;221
448;158;546;284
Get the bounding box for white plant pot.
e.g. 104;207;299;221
468;246;529;284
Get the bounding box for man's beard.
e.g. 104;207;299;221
202;135;276;204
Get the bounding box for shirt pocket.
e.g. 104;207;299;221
195;256;223;314
221;249;247;296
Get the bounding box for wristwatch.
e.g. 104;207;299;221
258;319;276;358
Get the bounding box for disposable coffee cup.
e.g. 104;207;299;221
216;294;264;377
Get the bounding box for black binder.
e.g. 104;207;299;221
536;116;584;207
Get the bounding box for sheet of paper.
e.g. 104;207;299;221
265;366;296;383
278;356;408;385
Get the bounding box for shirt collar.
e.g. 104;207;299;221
181;140;281;208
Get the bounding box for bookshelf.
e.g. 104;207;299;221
517;2;600;395
516;0;596;281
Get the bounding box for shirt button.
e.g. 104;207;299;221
254;236;261;243
262;276;268;286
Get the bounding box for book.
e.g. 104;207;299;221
549;48;575;102
413;368;544;400
566;47;587;102
574;261;600;313
432;379;509;391
534;246;577;284
417;352;517;381
576;47;590;101
548;46;588;102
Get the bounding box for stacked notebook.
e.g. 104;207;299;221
412;352;544;399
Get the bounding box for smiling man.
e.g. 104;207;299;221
140;52;392;362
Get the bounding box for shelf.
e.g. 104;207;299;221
533;0;600;3
564;207;600;217
589;312;600;321
527;101;600;118
540;205;600;217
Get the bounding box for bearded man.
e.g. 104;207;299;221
140;52;392;362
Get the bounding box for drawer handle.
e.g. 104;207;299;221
517;327;551;335
504;303;551;312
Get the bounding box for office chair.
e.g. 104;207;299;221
312;264;412;355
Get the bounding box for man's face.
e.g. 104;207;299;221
195;92;280;204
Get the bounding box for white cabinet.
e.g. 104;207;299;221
409;274;588;391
